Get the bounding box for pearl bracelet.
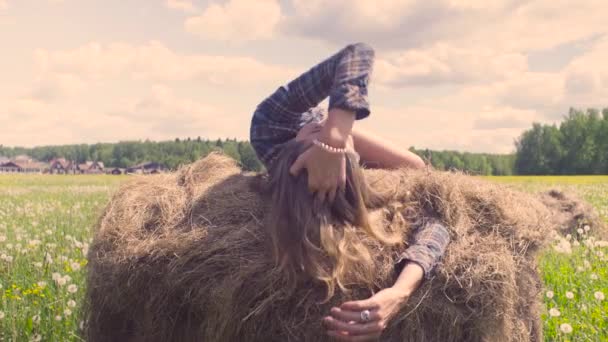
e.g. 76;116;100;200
312;139;347;154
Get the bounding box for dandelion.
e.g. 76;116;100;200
583;260;591;269
31;334;42;342
595;291;605;301
577;228;584;235
0;235;5;242
67;284;78;293
52;272;62;281
590;273;599;280
67;299;76;308
32;314;40;324
565;234;572;240
560;323;573;334
546;291;554;299
549;308;561;317
64;308;72;316
37;281;47;288
63;275;72;283
33;262;42;268
71;262;81;271
57;277;67;287
6;243;12;250
55;315;62;321
565;291;574;299
584;225;590;232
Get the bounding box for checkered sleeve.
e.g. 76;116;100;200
396;219;450;280
250;43;375;168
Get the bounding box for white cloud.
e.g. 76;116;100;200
375;44;527;87
165;0;197;13
185;0;281;41
34;41;295;86
286;0;607;53
0;85;248;147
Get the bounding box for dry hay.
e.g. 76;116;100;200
86;153;555;342
539;189;607;239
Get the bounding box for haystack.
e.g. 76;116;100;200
86;153;555;342
540;189;607;239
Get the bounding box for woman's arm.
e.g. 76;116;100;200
352;127;425;169
324;221;450;341
250;43;374;168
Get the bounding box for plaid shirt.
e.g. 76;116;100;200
250;43;449;279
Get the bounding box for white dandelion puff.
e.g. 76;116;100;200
55;315;62;321
70;262;81;271
560;323;573;334
577;228;584;235
584;225;590;232
67;299;76;308
546;291;554;299
37;281;47;288
67;284;78;294
591;273;599;280
64;309;72;316
565;291;574;299
549;308;560;317
595;291;605;301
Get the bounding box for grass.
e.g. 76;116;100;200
0;174;606;341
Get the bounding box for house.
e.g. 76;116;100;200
49;158;79;174
106;167;125;175
126;162;164;175
78;161;105;174
0;160;47;174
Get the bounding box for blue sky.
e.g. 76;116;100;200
1;0;607;152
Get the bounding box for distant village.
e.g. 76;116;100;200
0;155;165;175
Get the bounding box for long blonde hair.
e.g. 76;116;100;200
265;140;402;300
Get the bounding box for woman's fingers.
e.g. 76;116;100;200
340;299;379;311
289;148;311;177
323;317;384;336
329;307;381;323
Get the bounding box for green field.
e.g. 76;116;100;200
0;175;606;341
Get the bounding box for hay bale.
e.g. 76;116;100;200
86;153;554;342
540;189;607;238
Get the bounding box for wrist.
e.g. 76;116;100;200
322;108;355;147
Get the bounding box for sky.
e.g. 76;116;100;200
0;0;607;153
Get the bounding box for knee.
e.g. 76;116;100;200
345;42;375;58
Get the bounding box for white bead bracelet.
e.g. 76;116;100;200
312;139;347;154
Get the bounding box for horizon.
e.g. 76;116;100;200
1;1;607;153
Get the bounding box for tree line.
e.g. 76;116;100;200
2;107;605;175
515;108;608;175
0;138;263;172
1;137;514;175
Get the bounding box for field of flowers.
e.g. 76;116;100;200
0;174;606;341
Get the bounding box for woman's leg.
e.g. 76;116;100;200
351;127;426;169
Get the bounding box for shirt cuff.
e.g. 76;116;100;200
395;246;439;280
329;82;371;120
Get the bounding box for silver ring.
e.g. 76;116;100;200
360;310;371;322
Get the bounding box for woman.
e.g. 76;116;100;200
250;43;450;341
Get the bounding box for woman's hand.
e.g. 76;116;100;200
289;108;355;203
323;287;410;341
289;145;346;203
